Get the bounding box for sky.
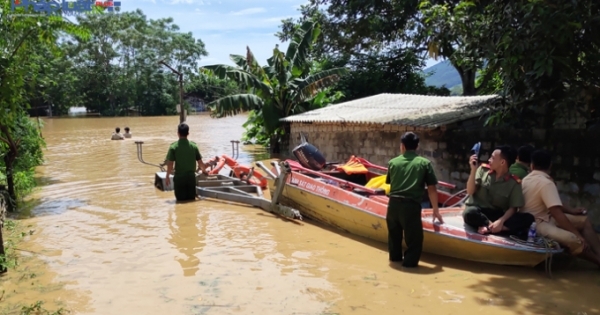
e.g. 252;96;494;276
123;0;439;69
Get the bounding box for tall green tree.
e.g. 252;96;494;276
202;21;347;152
314;48;450;102
37;10;208;117
416;0;493;95
276;5;451;101
281;1;419;57
0;0;89;208
282;0;492;96
240;60;345;145
480;0;600;127
185;73;241;106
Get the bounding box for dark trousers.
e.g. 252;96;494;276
462;206;534;239
386;198;423;267
174;172;197;201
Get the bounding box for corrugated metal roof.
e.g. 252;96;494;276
281;93;500;127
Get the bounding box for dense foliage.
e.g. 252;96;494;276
203;21;348;151
31;9;235;117
279;0;600;127
0;0;91;209
277;5;450;101
481;0;600;127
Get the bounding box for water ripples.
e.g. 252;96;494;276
21;115;337;315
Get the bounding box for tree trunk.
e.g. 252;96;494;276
0;124;18;212
0;191;6;274
449;58;478;96
280;123;291;155
0;226;6;274
460;68;477;96
269;124;292;155
269;135;280;154
3;153;16;212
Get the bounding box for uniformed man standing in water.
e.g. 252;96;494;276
385;132;444;268
165;123;207;202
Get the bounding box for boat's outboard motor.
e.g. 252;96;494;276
292;133;327;171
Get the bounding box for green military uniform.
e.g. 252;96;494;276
385;151;438;267
509;162;529;180
462;164;533;239
166;139;202;201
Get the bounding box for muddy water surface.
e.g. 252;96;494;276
2;115;600;315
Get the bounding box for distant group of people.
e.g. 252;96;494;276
111;127;132;140
385;132;600;269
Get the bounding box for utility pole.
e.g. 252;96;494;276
158;60;185;124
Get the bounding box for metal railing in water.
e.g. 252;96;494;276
135;140;241;172
135;141;166;172
230;140;240;160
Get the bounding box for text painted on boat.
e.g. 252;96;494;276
290;177;332;196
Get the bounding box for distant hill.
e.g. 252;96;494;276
423;60;462;89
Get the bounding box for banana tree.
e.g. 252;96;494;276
202;21;347;152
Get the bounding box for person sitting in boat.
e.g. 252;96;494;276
165;123;207;202
522;150;600;267
385;132;444;268
123;127;132;139
111;127;124;140
509;144;534;179
463;145;534;238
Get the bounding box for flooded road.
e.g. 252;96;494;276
2;114;600;315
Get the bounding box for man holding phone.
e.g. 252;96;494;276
462;145;534;238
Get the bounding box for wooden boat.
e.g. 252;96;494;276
264;156;563;267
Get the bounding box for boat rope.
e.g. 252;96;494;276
509;235;560;278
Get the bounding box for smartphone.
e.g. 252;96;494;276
470;142;481;166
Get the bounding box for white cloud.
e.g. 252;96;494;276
229;7;265;16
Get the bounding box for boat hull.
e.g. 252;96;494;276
267;173;561;267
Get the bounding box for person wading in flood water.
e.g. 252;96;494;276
123;127;132;139
165;123;207;202
111;127;124;140
385;132;444;268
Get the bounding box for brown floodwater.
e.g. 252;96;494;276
2;114;600;315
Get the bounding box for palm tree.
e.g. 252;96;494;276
202;21;347;153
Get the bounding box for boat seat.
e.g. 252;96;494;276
353;188;386;196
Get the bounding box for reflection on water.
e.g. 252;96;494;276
168;206;206;277
2;114;600;315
